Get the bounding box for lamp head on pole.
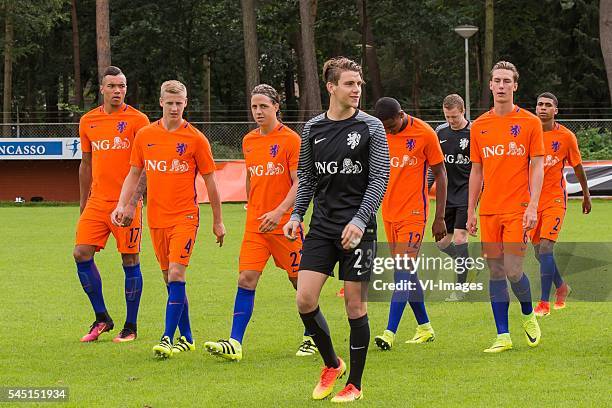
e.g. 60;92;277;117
454;25;478;39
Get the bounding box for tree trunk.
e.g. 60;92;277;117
357;0;383;104
291;30;310;121
601;0;612;106
3;2;14;128
299;0;322;119
241;0;260;121
411;50;421;117
71;0;84;109
202;55;211;122
480;0;494;110
284;65;297;121
95;0;111;91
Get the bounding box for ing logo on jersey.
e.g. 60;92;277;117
340;158;363;174
510;124;521;137
544;154;560;168
481;142;526;158
270;144;279;158
315;159;362;174
248;162;285;176
406;138;416;151
390;155;418;168
444;154;470;164
459;138;469;150
91;137;130;151
117;121;128;134
176;142;187;156
144;159;189;173
551;141;561;153
347;131;361;149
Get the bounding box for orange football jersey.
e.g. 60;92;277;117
539;123;582;211
382;116;444;223
79;104;150;201
470;106;544;215
130;120;216;228
243;124;300;234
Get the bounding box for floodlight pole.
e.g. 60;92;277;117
454;25;478;121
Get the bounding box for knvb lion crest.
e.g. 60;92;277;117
551;141;561;153
406;138;416;151
459;138;469;150
510;124;521;137
270;144;279;158
347;131;361;149
117;121;128;134
176;142;187;156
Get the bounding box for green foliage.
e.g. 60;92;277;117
576;127;612;160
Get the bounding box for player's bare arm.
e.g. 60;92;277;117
111;165;144;226
78;152;93;214
524;155;544;231
430;162;448;241
572;163;592;214
467;162;483;236
259;170;298;233
119;172;147;227
203;171;226;247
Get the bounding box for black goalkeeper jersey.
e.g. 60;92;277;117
291;109;389;240
435;122;471;208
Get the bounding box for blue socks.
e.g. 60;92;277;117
76;259;107;314
165;284;192;342
510;273;533;315
230;287;255;343
123;264;142;326
386;271;429;333
163;281;186;340
539;253;555;302
553;261;564;288
489;279;510;334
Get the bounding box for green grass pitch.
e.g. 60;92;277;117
0;200;610;407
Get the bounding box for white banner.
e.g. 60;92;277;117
0;138;82;160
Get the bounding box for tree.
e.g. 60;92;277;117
298;0;322;120
241;0;260;120
480;0;494;110
3;1;14;127
357;0;382;104
601;0;612;106
95;0;111;87
71;0;83;109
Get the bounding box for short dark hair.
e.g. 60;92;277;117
537;92;558;107
102;66;124;78
374;97;401;121
322;57;362;84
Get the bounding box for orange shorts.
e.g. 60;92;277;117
531;206;566;244
480;213;529;258
383;220;425;257
75;197;143;253
239;229;304;278
149;223;199;271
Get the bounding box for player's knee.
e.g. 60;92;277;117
453;232;468;246
436;234;452;249
167;265;186;282
539;239;554;254
296;291;317;314
121;253;139;267
238;270;260;290
73;246;94;263
345;298;366;319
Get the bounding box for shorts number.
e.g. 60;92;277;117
184;238;193;254
129;227;141;244
289;251;300;268
552;217;561;232
354;247;374;269
408;232;422;249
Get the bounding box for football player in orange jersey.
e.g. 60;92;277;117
74;66;150;343
372;97;447;351
468;61;544;353
204;84;315;361
112;80;225;358
532;92;591;316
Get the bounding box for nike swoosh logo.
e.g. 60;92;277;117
314;138;326;144
357;270;367;276
525;331;537;343
127;244;136;249
440;140;447;144
350;345;366;350
565;174;612;194
180;255;189;259
147;143;156;147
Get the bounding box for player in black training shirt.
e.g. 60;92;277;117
432;94;472;301
283;57;389;403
